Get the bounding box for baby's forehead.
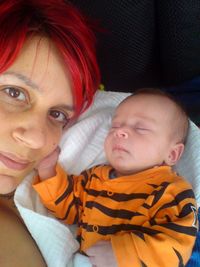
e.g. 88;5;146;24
117;94;177;114
123;93;173;104
113;94;181;127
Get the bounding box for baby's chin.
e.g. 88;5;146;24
114;165;154;177
114;167;139;177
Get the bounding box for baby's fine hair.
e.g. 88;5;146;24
128;88;189;144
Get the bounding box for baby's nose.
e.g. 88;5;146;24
114;128;128;139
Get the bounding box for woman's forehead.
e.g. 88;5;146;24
1;36;73;107
5;36;69;83
8;36;66;76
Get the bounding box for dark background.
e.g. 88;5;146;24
69;0;200;124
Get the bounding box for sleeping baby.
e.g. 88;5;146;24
33;88;197;267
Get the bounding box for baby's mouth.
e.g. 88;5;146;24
112;145;129;153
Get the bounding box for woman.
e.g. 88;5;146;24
0;0;100;266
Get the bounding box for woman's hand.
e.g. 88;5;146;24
35;147;60;180
86;241;118;267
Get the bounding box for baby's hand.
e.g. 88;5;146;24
86;241;117;267
35;147;60;180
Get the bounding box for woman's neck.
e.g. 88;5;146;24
0;190;15;200
0;191;21;219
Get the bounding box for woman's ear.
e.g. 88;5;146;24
165;143;185;166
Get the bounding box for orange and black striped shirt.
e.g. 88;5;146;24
33;165;197;267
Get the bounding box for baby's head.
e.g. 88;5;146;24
104;88;189;176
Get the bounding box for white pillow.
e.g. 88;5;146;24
59;90;200;206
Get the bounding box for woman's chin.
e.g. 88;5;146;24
0;173;19;194
0;164;35;194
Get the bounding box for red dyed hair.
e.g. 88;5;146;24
0;0;100;116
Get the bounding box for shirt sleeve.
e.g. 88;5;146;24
33;164;90;224
110;180;198;267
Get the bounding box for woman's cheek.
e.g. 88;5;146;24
41;139;60;161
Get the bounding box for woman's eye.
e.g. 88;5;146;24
4;87;26;101
49;110;70;127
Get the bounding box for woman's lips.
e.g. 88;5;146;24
0;152;31;171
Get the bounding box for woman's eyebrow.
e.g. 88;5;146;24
2;71;39;90
1;71;75;111
57;104;75;112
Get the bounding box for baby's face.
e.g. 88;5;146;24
104;94;178;176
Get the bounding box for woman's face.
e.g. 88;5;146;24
0;36;74;194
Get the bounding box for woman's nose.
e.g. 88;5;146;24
114;128;128;139
12;127;46;149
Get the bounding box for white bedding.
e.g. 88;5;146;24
14;91;200;267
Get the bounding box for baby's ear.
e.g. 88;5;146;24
165;143;185;166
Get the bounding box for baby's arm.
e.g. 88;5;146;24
33;148;86;224
86;241;117;267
